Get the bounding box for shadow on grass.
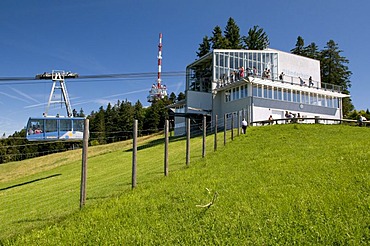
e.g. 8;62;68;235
0;174;61;191
124;135;187;152
16;217;52;224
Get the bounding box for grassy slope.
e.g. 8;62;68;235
1;124;369;245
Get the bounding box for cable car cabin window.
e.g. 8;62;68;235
45;119;57;133
73;119;84;132
60;119;72;132
27;119;44;135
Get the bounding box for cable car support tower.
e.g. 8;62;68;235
38;70;78;117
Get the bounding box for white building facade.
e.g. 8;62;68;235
171;49;349;135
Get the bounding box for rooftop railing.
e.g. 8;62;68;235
215;72;343;93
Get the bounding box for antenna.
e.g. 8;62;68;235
147;33;167;102
157;33;162;89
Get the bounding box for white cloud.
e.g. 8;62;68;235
10;86;41;104
0;91;30;103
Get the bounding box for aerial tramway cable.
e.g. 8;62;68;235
0;71;186;85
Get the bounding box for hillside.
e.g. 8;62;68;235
1;124;369;245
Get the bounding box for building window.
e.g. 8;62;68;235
327;96;333;108
311;93;317;105
302;92;309;104
318;94;324;106
263;85;268;98
267;86;273;99
293;90;300;103
252;84;258;97
225;90;231;102
283;89;290;101
334;97;339;108
277;88;282;100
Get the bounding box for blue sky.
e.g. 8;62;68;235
1;0;369;136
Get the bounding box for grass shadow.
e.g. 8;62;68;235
0;174;62;191
125;135;187;152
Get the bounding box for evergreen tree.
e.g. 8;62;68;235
320;40;353;115
117;100;134;140
242;25;269;50
224;17;243;49
144;101;161;132
210;26;227;49
304;42;320;59
89;106;106;144
177;92;186;101
133;100;145;132
196;35;211;58
169;92;177;103
104;103;115;143
291;36;305;55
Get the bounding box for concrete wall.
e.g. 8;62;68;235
186;91;212;111
278;50;321;87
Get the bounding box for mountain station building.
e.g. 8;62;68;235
169;48;350;136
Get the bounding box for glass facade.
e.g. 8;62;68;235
225;82;339;108
187;50;278;93
187;49;341;109
214;50;278;86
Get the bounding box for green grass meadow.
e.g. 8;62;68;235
0;124;369;245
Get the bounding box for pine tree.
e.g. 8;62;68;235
169;92;177;103
210;26;227;49
177;92;185;101
144;102;161;132
242;25;269;50
117;100;134;140
197;35;211;58
291;36;305;55
224;17;243;49
91;106;106;144
133;100;145;132
304;42;320;59
320;40;353;115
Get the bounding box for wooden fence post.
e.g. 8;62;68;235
202;115;206;158
231;113;234;141
186;117;190;165
164;119;169;176
237;111;240;136
214;114;218;151
80;118;89;209
132;119;137;189
224;114;227;146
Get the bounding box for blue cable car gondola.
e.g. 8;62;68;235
26;70;86;141
26;117;85;141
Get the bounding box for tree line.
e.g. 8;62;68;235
0;91;185;164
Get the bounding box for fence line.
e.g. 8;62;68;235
3;114;368;212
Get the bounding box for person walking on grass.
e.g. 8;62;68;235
241;118;248;134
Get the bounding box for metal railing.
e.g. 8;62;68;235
216;73;343;93
251;117;367;126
